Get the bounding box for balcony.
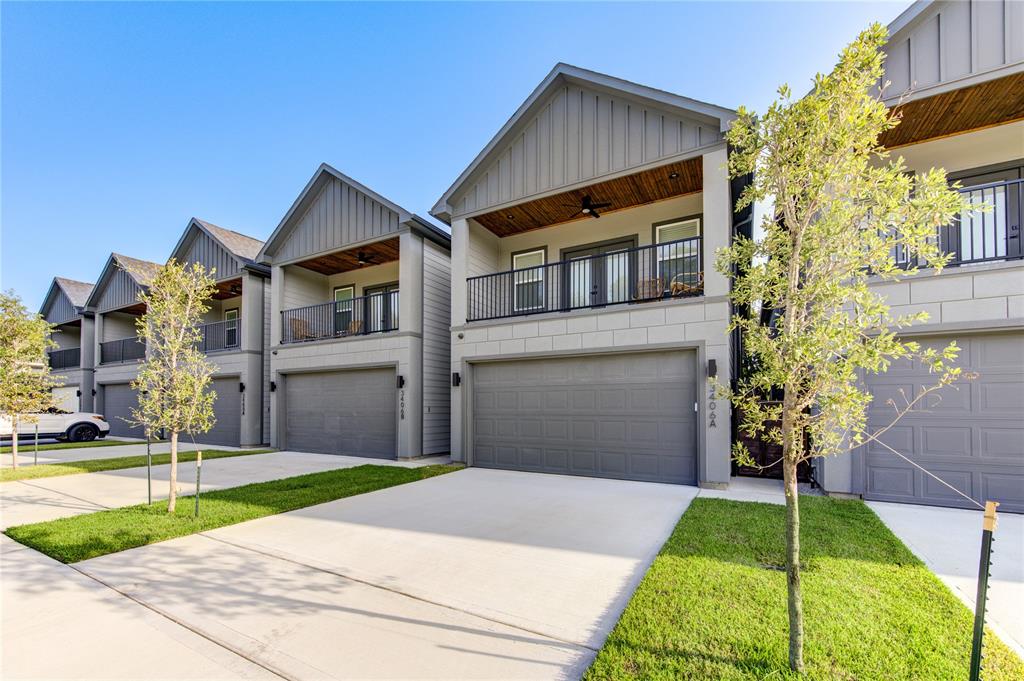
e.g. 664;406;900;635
99;337;146;364
198;318;240;353
895;178;1023;267
48;347;80;370
467;237;703;322
281;291;400;344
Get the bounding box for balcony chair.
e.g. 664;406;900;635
633;277;665;302
670;271;704;297
289;317;315;342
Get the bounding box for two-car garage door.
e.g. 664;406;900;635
472;351;698;484
861;332;1024;513
284;369;396;458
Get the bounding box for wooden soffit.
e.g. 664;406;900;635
881;71;1024;149
473;157;703;237
294;237;400;275
212;277;243;300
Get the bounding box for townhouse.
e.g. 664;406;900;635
432;64;743;487
84;253;161;437
818;0;1024;512
258;164;451;459
167;218;271;447
39;277;95;412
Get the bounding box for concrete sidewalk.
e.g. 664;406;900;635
1;452;448;529
868;501;1024;658
75;468;696;680
1;535;275;680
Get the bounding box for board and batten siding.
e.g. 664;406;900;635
422;240;451;455
884;0;1024;102
95;268;144;313
43;290;79;325
450;83;724;218
274;177;402;263
181;229;241;281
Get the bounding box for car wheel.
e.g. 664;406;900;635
68;424;98;442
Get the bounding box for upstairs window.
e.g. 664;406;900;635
512;249;546;312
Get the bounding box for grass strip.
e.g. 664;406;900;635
585;495;1023;680
0;439;160;455
6;463;462;563
1;449;273;482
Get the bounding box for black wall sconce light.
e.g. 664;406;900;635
451;372;461;387
76;389;82;397
91;389;97;396
707;359;718;379
270;381;277;392
396;375;405;389
239;382;246;393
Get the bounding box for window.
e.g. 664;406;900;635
224;309;238;348
656;218;701;291
512;249;545;312
333;286;354;335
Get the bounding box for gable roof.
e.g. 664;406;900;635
83;253;161;311
431;63;738;223
257;163;448;264
168;217;266;281
191;219;264;261
54;277;93;308
39;277;94;323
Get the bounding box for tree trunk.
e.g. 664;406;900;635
10;419;18;470
167;430;178;513
781;409;805;672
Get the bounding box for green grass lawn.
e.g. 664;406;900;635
6;463;461;563
0;439;156;455
586;496;1023;681
0;449;273;482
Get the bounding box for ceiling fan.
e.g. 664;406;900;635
355;251;375;266
563;194;611;219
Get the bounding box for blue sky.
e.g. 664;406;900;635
2;1;905;310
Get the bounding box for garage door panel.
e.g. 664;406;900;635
473;351;697;485
104;384;145;438
198;377;242;447
862;331;1023;512
285;369;395;459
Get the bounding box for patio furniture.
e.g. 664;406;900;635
670;271;704;297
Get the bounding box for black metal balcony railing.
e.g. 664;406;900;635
199;318;240;353
467;237;703;322
48;347;80;370
894;178;1023;267
281;291;400;344
99;337;146;364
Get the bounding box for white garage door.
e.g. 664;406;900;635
472;351;698;484
284;369;396;458
52;386;79;413
861;332;1024;512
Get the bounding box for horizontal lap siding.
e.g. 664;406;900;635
423;241;452;455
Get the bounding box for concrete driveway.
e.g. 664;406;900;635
1;452;446;529
868;501;1024;658
75;468;696;679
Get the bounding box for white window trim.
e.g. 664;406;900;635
512;249;545;312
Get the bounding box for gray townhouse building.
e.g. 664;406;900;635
166;218;271;447
818;0;1024;512
432;63;742;488
39;277;95;413
257;164;452;460
84;253;161;438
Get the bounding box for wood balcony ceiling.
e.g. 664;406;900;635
212;277;243;300
294;236;400;275
473;156;703;237
881;71;1024;149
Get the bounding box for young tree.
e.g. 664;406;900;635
719;24;971;672
131;260;218;513
0;291;60;469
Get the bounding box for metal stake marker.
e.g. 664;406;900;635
34;423;39;466
146;432;152;505
969;501;999;681
194;451;202;518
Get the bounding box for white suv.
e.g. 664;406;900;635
0;409;111;443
